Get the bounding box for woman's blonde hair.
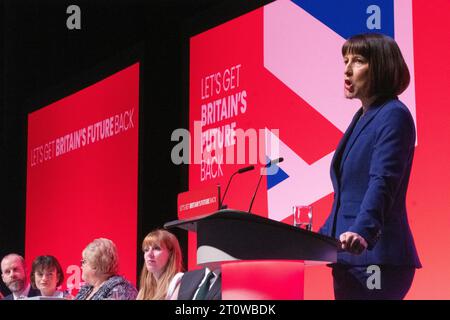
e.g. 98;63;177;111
136;229;183;300
82;238;119;277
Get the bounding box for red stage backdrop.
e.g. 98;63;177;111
25;63;140;293
189;0;450;299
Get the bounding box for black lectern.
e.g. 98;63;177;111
165;209;339;265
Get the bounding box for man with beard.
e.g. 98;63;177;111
1;254;40;300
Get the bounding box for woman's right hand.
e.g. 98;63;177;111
339;231;368;255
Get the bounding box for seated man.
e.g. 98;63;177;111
176;267;221;300
1;253;40;300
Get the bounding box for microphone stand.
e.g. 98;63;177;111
247;173;263;213
247;157;283;213
220;165;254;209
219;171;238;209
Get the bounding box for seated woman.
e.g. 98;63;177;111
136;229;183;300
30;255;72;299
75;238;137;300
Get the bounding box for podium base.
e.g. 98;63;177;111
222;260;304;300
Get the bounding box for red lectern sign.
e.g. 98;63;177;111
177;185;219;220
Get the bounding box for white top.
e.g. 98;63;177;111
25;290;68;300
166;272;184;300
49;290;65;298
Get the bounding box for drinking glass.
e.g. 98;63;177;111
293;205;313;231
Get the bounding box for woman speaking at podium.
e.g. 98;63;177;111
319;33;421;300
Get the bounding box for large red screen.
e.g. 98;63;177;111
25;63;140;292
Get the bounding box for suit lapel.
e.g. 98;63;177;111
331;107;363;182
339;103;385;171
178;269;205;300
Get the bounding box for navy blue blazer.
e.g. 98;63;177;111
319;98;421;268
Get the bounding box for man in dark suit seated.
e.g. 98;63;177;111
177;267;221;300
1;253;40;300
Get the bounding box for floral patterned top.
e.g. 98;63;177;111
75;275;137;300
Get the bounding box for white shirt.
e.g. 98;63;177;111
192;268;221;300
12;283;31;300
166;272;184;300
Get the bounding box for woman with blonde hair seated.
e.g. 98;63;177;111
75;238;137;300
136;229;183;300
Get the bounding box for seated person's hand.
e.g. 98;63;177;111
339;232;368;255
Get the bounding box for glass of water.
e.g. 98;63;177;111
293;205;313;231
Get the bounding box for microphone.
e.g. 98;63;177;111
238;165;255;174
220;165;255;209
248;157;284;213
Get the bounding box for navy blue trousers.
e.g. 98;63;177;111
332;264;416;300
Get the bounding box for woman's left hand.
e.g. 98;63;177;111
339;232;368;255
